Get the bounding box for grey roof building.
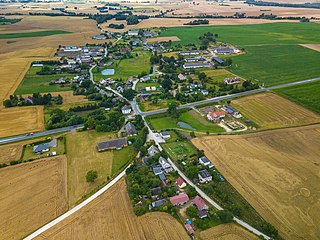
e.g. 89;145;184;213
96;138;127;151
125;122;137;136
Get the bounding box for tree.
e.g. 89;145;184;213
190;131;196;138
86;170;98;183
224;58;232;66
167;101;180;118
186;206;198;219
185;166;199;179
133;205;147;216
123;89;136;101
126;15;139;25
161;78;172;91
3;99;13;108
217;210;233;223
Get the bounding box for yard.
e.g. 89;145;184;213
139;99;172;112
111;146;135;175
162;140;198;161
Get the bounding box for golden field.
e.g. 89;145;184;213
192;124;320;240
35;179;189;240
0;106;44;138
232;92;320;129
0;156;68;240
300;44;320;52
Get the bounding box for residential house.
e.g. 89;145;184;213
152;166;163;176
199;156;214;169
198;209;209;219
193;195;209;211
148;145;160;157
160;131;170;140
125;122;137;136
121;105;132;115
201;89;209;95
170;193;189;206
151;199;167;208
185;224;194;235
158;173;166;181
128;29;139;36
207;111;225;122
96;138;127;151
176;177;187;189
33;143;49;154
178;73;186;81
100;78;107;85
224;77;241;85
221;105;241;118
151;186;161;199
159;157;173;173
140;75;150;82
198;169;212;183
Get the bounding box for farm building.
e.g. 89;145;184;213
170;193;189;206
125;122;137;136
179;51;199;56
207;111;225;122
128;29;139;36
183;62;212;69
176;177;187;189
151;199;167;208
160;131;171;140
199;156;214;168
92;34;106;40
221;105;242;118
212;57;224;65
96;138;127;151
198;170;212;183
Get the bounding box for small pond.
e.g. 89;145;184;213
102;69;115;75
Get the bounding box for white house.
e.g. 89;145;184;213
207;111;225;122
176;177;187;188
198;170;212;183
159;157;173;173
199;156;214;169
121;105;132;115
160;131;170;140
128;29;139;36
178;73;186;81
148;145;160;157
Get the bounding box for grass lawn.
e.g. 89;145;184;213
94;50;152;81
162;141;197;161
0;30;70;39
274;81;320;114
139;99;172;112
161;22;320;86
111;146;135;175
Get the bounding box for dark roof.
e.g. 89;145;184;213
33;143;49;153
212;57;224;64
97;138;127;151
199;169;211;178
152;199;167;208
125;122;136;135
153;166;162;175
223;105;238;114
198;209;208;218
158;173;166;181
151;187;161;196
199;156;210;164
161;131;170;136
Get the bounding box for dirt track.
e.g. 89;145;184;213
192;124;320;240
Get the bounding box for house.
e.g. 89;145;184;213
117;86;124;93
153;166;163;176
198;209;209;219
125;122;137;136
207;111;225;122
128;29;139;36
221;105;241;118
176;177;187;188
92;34;106;40
159;157;173;173
121;105;132;115
184;224;194;235
178;73;186;81
148;145;160;157
212;57;224;65
96;138;127;151
179;51;199;56
199;156;214;169
183;62;212;69
193;195;209;210
63;46;82;52
140;75;150;82
170;193;189;206
214;46;235;55
224;77;241;85
198;170;212;183
33;143;49;154
100;78;107;85
201;89;209;95
160;131;170;140
151;199;167;208
151;186;161;198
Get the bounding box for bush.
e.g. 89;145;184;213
86;170;98;183
133;205;147;216
186;206;198;219
217;210;233;223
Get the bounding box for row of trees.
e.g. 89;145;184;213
3;93;62;108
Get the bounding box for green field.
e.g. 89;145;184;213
161;22;320;86
111;146;135;175
15;66;73;95
94;50;151;81
0;30;70;39
274;81;320;114
162;141;197;161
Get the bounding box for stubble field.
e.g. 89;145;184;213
0;156;68;240
0;106;44;138
192;124;320;240
35;179;189;240
231;92;320;129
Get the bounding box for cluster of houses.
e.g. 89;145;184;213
206;105;242;122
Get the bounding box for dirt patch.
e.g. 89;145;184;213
192;124;320;240
0;156;68;240
0;106;44;138
200;223;258;240
35;179;189;240
50;91;88;106
232;92;320;129
300;44;320;52
147;36;181;43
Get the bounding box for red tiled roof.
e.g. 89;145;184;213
170;193;189;205
193;195;207;210
175;177;185;187
185;224;194;234
208;111;225;118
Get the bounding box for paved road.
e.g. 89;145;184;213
24;165;130;240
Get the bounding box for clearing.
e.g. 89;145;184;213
35;179;189;240
192;124;320;240
0;156;67;240
0;106;44;138
231;92;320;129
274;80;320;114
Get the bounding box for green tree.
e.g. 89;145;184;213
186;206;198;219
217;210;233;223
167;101;180;118
185;166;199;179
133;205;147;216
86;170;98;183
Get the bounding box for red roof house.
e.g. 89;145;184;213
175;177;187;188
170;193;189;206
193;195;208;210
184;224;194;235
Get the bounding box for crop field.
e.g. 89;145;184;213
50;91;88;106
0;30;70;39
161;22;320;86
0;156;68;240
35;179;189;240
231;92;320;129
274;81;320;114
0;106;44;138
66;130;133;207
192;124;320;240
200;223;258;240
94;50;151;81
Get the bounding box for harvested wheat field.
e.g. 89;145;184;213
147;36;181;43
51;91;88;105
200;223;258;240
232;92;320;129
0;106;44;138
35;179;189;240
300;44;320;52
192;124;320;240
0;156;68;240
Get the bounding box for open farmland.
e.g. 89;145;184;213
161;22;320;86
0;106;44;138
35;179;189;240
231;92;320;129
200;223;258;240
274;81;320;114
0;156;67;240
192;124;320;240
0;30;69;39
